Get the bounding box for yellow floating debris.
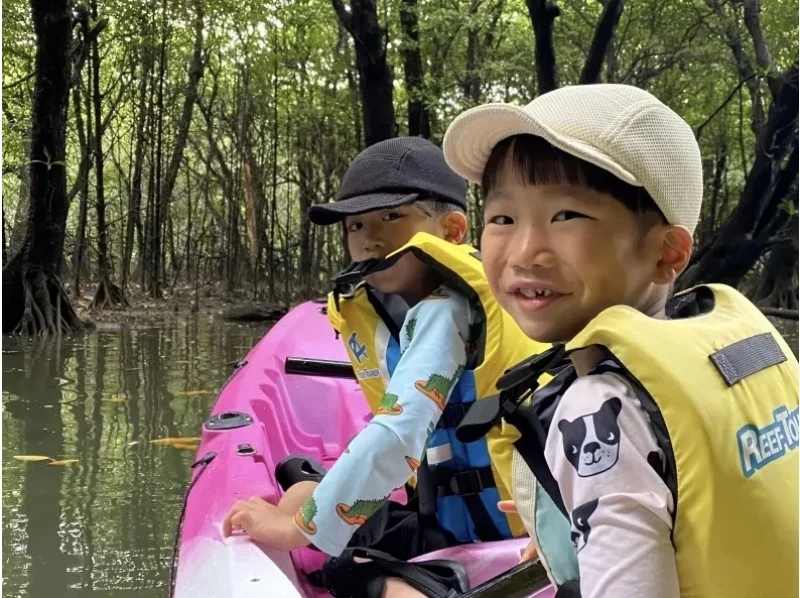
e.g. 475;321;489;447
175;390;214;397
151;437;202;446
47;459;78;467
13;455;52;462
172;443;200;451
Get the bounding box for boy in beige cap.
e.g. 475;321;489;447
444;85;799;597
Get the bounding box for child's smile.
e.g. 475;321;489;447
507;281;568;314
481;167;665;344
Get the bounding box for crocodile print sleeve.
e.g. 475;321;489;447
294;285;470;555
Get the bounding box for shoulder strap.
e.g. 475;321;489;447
508;363;579;518
506;401;568;518
456;345;568;444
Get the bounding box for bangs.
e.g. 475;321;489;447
480;134;666;219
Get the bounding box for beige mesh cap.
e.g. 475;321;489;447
443;84;703;233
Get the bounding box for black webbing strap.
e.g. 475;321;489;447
437;403;470;429
414;462;452;549
709;332;787;386
430;466;496;498
505;404;568;517
428;466;503;542
555;579;582;597
462;494;504;542
331;259;379;310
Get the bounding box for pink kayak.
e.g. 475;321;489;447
172;300;555;597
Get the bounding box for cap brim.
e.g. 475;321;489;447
308;191;421;225
442;103;640;187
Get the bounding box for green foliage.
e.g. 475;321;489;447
2;0;796;300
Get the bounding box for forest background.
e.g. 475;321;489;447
2;0;798;334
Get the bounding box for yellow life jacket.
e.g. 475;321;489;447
327;232;551;542
562;284;799;597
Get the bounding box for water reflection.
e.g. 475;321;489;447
2;314;797;598
2;318;271;598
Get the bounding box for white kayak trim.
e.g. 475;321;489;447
174;534;302;598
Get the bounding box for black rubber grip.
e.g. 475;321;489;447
284;357;356;379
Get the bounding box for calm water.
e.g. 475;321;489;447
2;315;797;598
2;317;271;598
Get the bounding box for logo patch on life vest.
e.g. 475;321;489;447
348;332;368;364
737;406;799;478
558;397;621;477
355;368;380;380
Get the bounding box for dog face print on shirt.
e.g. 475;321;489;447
570;498;599;553
558;397;622;477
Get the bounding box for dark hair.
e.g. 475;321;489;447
481;134;666;222
414;198;466;216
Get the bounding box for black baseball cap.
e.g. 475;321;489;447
308;137;468;225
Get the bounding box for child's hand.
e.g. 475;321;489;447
222;496;309;551
520;539;538;562
497;500;518;514
498;501;538;562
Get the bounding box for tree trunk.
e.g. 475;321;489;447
147;0;168;298
680;65;798;288
3;0;85;335
749;216;799;310
268;50;280;300
297;130;315;293
332;0;395;146
525;0;560;95
172;166;193;290
399;0;430;138
579;0;624;84
243;163;263;287
9;135;32;257
88;0;124;310
123;19;152;297
157;0;204;254
72;80;91;297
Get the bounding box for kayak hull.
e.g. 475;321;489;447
174;301;555;597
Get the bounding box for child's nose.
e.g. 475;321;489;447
363;237;384;253
507;226;556;270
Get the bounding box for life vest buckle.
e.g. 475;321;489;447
332;259;380;310
445;467;494;496
497;345;567;392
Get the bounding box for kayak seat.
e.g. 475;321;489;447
276;456;328;492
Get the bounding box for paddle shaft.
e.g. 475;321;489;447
284;357;356;379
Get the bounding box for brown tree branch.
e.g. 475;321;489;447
695;73;759;140
580;0;625;84
741;0;780;98
758;306;799;319
526;0;560;94
331;0;354;39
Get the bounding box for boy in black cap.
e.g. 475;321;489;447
224;137;548;597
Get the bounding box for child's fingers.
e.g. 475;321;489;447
497;500;518;514
222;501;248;537
520;540;538;563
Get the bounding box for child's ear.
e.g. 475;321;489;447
442;211;468;244
653;225;693;285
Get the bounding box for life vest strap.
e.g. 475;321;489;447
421;465;504;542
437;403;470;429
554;579;581;597
430;466;497;498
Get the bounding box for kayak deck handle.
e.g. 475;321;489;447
205;411;254;431
284;357;355;379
